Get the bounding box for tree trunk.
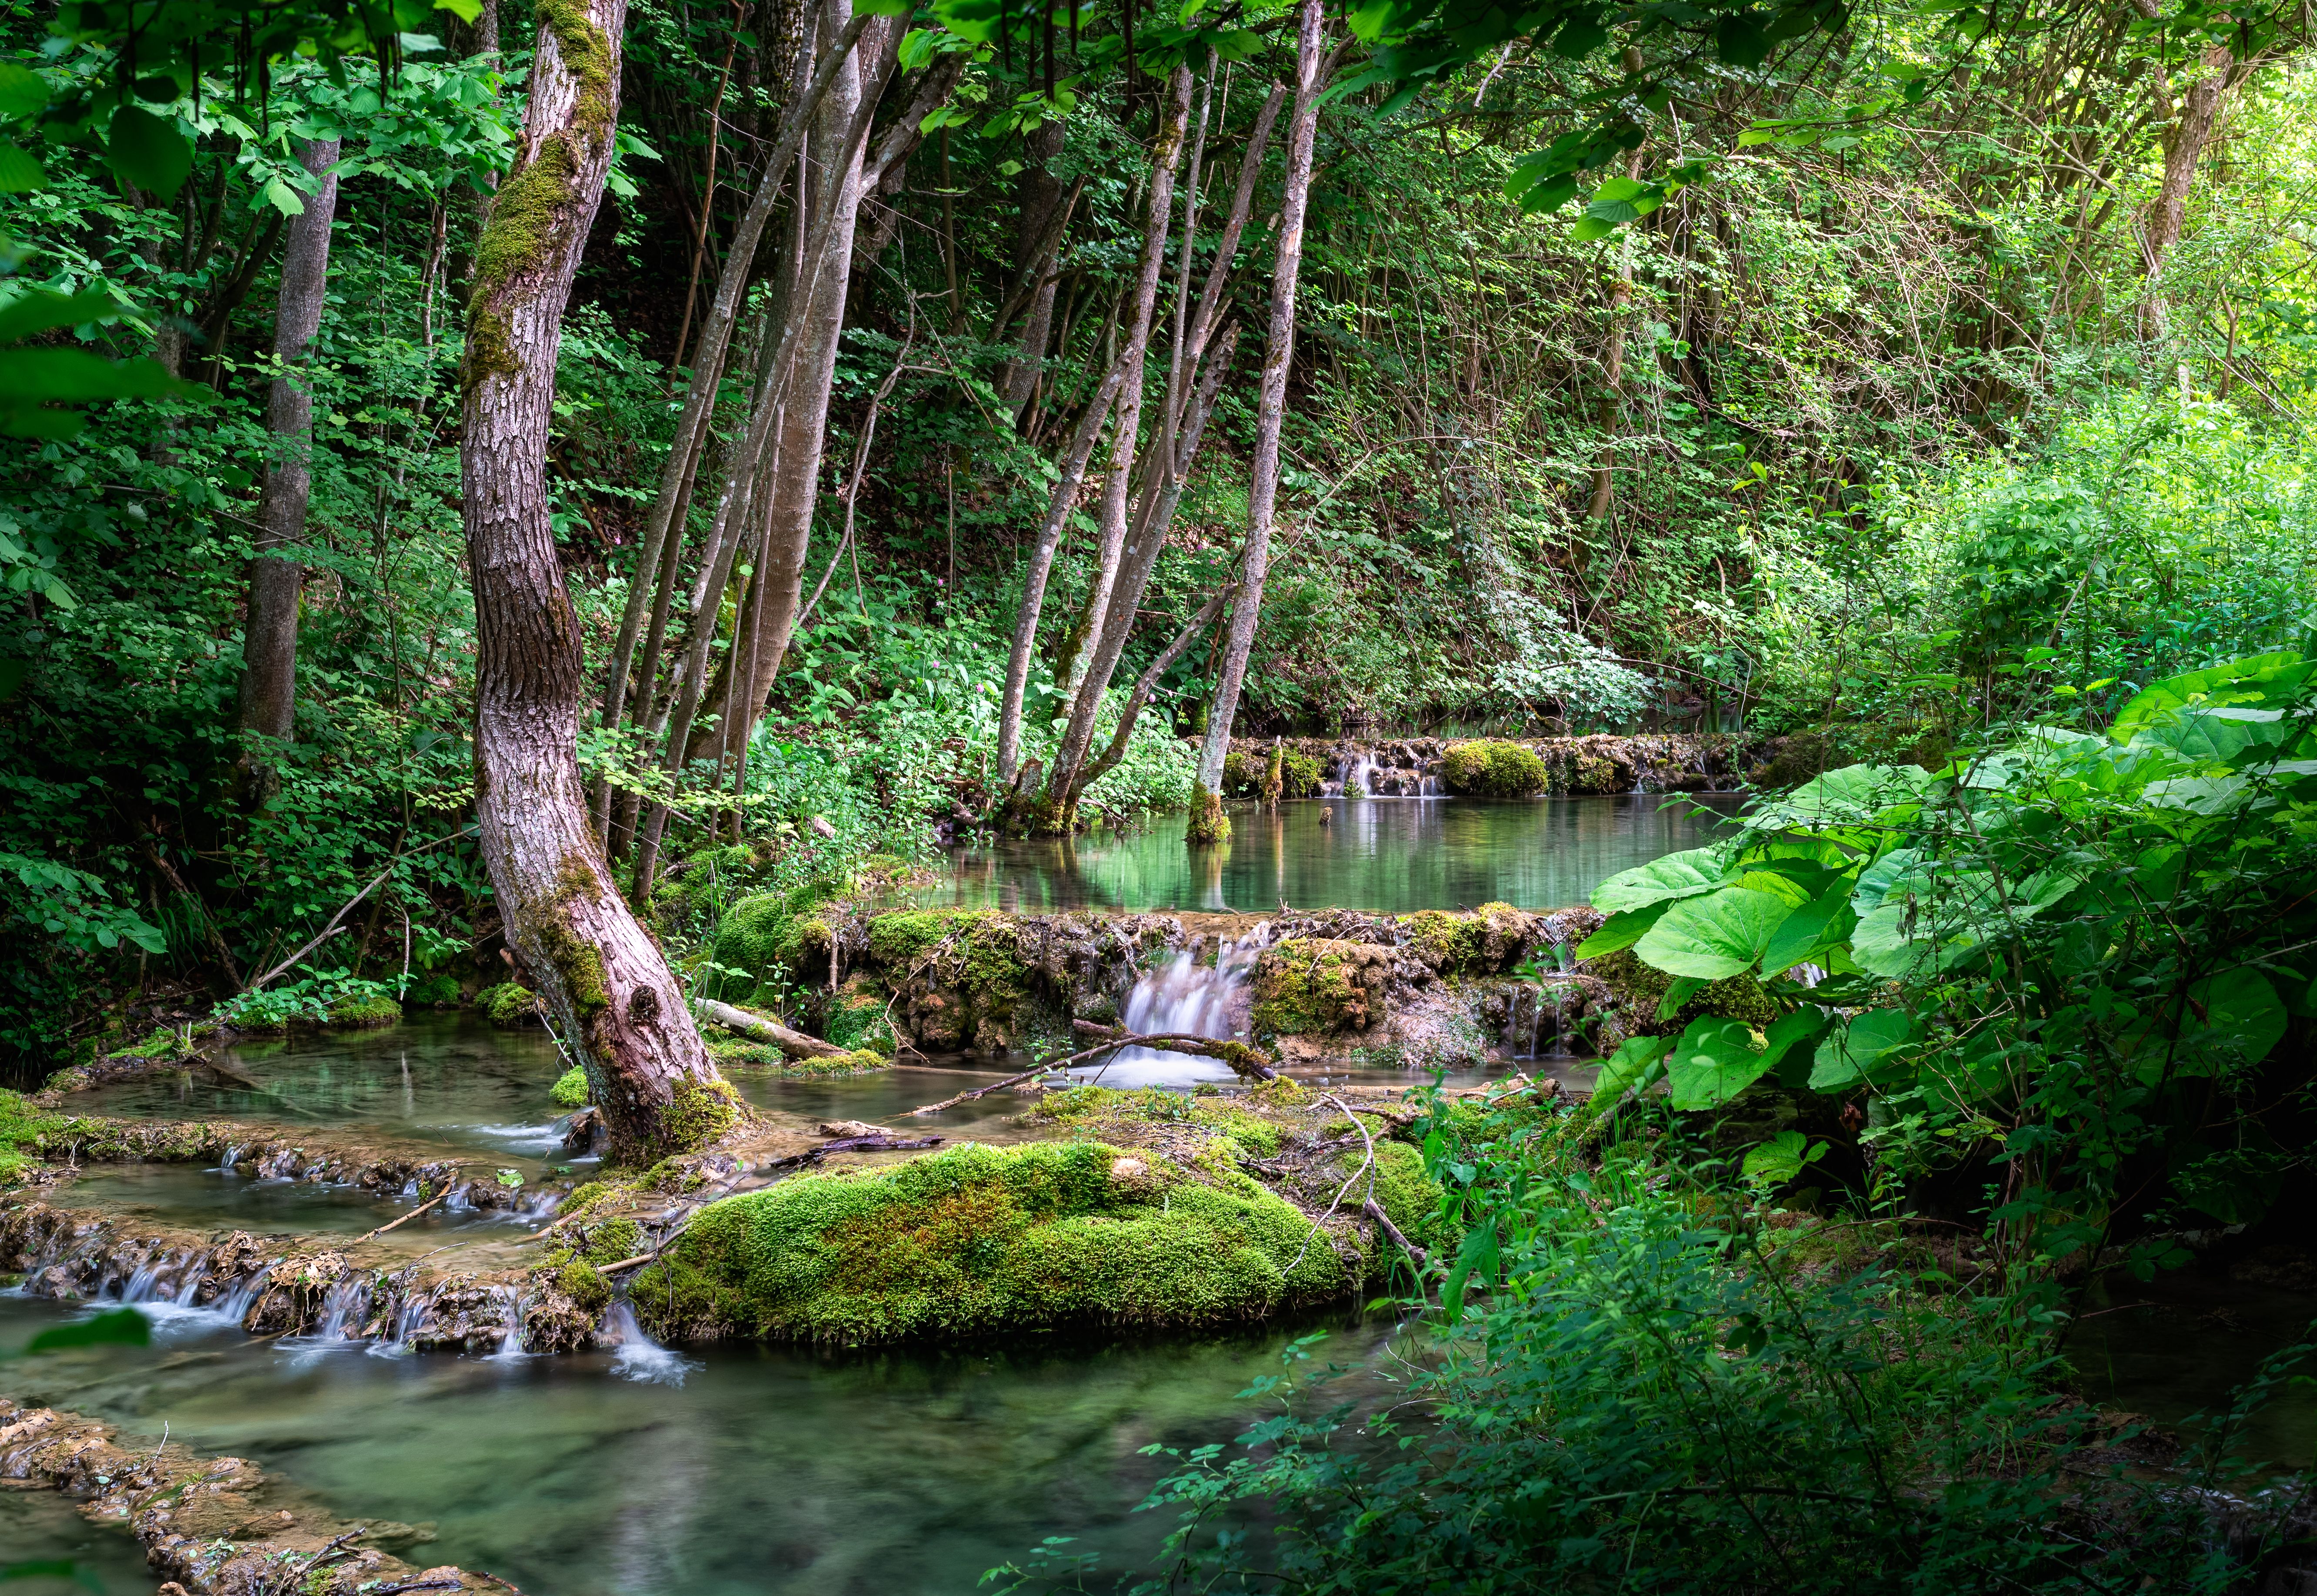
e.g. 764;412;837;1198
998;119;1068;418
2140;41;2232;340
1052;67;1193;708
692;2;900;773
237;137;341;759
1194;0;1327;801
1585;149;1644;522
462;0;735;1163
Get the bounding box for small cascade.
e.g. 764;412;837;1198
488;1285;530;1362
1341;753;1375;797
604;1300;697;1385
1096;926;1273;1086
280;1274;374;1354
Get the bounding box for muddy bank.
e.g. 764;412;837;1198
0;1396;506;1593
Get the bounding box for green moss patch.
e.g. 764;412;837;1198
476;983;540;1026
326;994;402;1029
634;1141;1355;1344
551;1066;590;1107
1251;939;1393;1035
1441;739;1548;797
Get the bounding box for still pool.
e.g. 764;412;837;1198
896;793;1740;914
0;1292;1399;1596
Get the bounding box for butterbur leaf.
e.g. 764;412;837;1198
1743;1129;1827;1186
0;141;44;193
1656;976;1708;1021
1634;887;1791;978
0;63;50;121
1589;1033;1671;1106
1760;881;1853;976
1666;1010;1827;1110
1809;1008;1914;1090
1574;902;1668;957
1592;848;1730;914
104;105;193;201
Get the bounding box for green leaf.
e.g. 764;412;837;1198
1592;848;1730;914
1575;902;1669;957
1633;887;1792;979
1743;1129;1827;1186
1760;881;1854;977
1588;1033;1671;1106
0;347;189;402
1656;975;1708;1021
0;63;50;122
0;289;124;345
1809;1008;1914;1090
1569;214;1617;242
104;105;194;201
2185;969;2286;1071
18;1307;152;1356
433;0;485;20
0;140;44;193
1667;1010;1827;1110
2109;652;2308;745
261;174;306;216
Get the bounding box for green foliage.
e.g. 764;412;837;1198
1438;739;1547;796
214;968;396;1033
551;1065;589;1107
634;1140;1360;1344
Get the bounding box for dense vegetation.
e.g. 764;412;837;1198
3;0;2316;1584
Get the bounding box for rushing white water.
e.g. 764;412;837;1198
1075;927;1274;1089
101;1255;271;1337
605;1300;698;1385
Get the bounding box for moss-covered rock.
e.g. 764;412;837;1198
631;1140;1357;1344
551;1066;590;1108
862;910;1032;1052
475;982;540;1027
1440;739;1549;797
1185;783;1231;844
1251;939;1394;1036
326;994;402;1029
1581;947;1779;1036
707;884;842;1002
821;978;897;1054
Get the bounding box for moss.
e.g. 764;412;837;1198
1034;1084;1286;1159
1251;939;1391;1036
1401;910;1487;974
464;134;580;387
533;855;612;1020
581;1217;643;1265
632;1141;1355;1345
1350;1138;1450;1251
109;1027;187;1062
476;983;540;1026
1185;783;1231;844
822;981;896;1054
0;1089;60;1182
404;971;462;1007
551;1066;590;1108
660;1077;741;1151
556;1258;612;1315
1280;749;1323;797
865;910;1031;1049
779;1049;892;1078
325;994;402;1029
1441;739;1548;797
1221;750;1262;797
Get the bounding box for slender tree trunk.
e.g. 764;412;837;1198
992;361;1128;789
592;9;875;816
2140;41;2232;340
237;136;342;763
1052;66;1193;706
1194;0;1327;805
998;119;1068;418
1585;149;1644;522
691;2;900;772
462;0;734;1162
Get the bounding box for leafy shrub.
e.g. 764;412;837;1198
214;969;396;1033
1439;739;1547;796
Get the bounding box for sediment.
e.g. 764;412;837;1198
0;1396;509;1593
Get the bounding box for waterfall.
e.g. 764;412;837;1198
1342;754;1374;797
604;1300;697;1385
488;1285;530;1362
1087;928;1272;1088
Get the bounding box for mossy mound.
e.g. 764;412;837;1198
707;885;842;1003
0;1089;61;1181
474;982;540;1026
632;1140;1356;1344
551;1066;590;1107
326;994;402;1029
1221;748;1324;799
1440;739;1548;797
822;978;896;1054
706;1037;890;1077
862;910;1033;1052
1251;939;1394;1036
1396;902;1534;977
402;971;462;1007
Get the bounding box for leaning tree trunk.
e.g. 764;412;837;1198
237;136;342;766
462;0;734;1163
2140;40;2233;341
1194;0;1327;826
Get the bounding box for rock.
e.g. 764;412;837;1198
818;1120;885;1138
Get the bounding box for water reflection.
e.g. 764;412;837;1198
895;794;1740;914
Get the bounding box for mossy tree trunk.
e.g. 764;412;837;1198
237;136;342;769
462;0;735;1164
1194;0;1327;803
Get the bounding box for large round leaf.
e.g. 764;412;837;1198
1633;886;1791;979
1667;1010;1829;1110
1591;848;1731;915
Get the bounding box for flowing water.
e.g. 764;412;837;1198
0;1291;1395;1595
900;793;1739;914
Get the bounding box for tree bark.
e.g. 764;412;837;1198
997;118;1069;419
1194;0;1327;799
236;137;341;758
462;0;734;1164
1053;67;1193;706
1585;148;1644;522
2140;41;2232;340
691;2;901;773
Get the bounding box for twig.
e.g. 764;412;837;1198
352;1168;462;1241
1284;1092;1379;1277
1361;1196;1428;1268
244;827;477;992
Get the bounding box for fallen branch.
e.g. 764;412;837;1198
909;1031;1280;1115
1284;1092;1378;1278
352;1168;461;1242
1361;1196;1428;1268
697;998;850;1060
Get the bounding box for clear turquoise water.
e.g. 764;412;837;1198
902;794;1740;914
0;1292;1398;1596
